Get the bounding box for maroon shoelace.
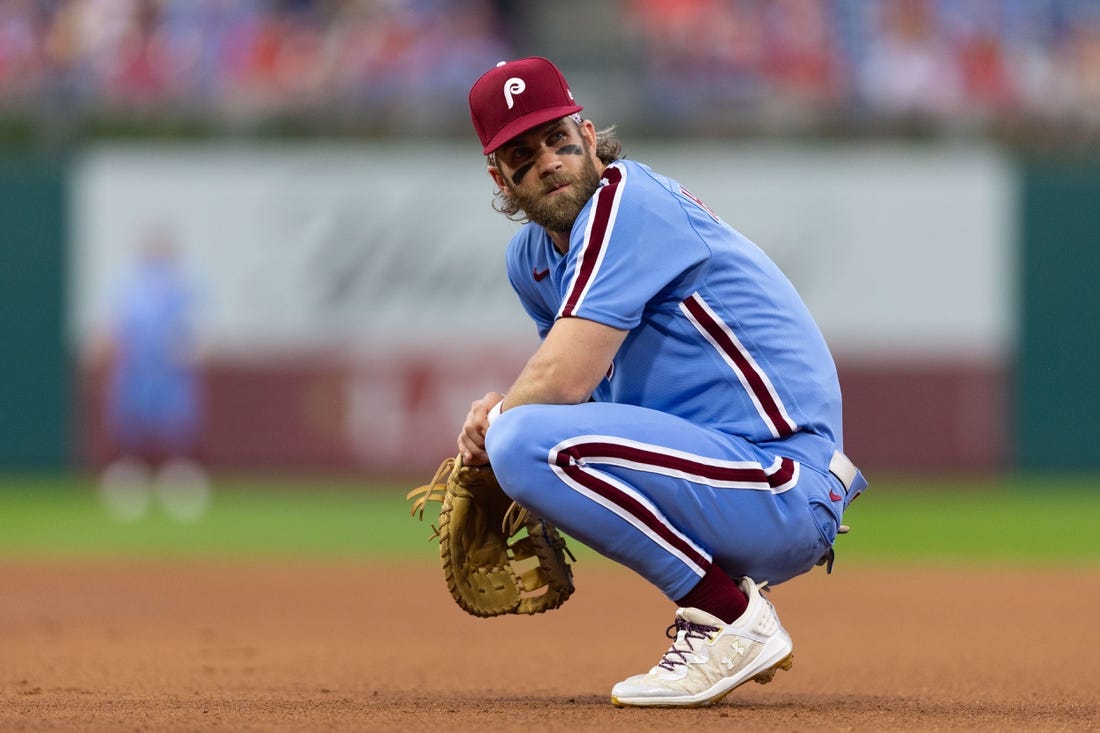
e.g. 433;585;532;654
657;617;718;671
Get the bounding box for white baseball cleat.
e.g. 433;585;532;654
610;577;794;707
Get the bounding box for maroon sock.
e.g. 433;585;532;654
675;566;748;624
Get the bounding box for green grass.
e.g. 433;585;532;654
1;473;1098;565
837;474;1100;565
0;474;430;559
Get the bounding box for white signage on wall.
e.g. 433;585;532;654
70;142;1014;361
69;143;535;357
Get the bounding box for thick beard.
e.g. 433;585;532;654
507;151;602;234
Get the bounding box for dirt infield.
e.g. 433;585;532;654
2;560;1097;731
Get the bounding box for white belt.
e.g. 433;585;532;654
828;450;858;493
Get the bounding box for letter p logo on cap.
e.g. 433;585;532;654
504;77;526;109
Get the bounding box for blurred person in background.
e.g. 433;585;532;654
458;57;866;707
857;0;963;121
95;224;210;523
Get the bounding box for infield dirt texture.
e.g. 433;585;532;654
2;561;1097;731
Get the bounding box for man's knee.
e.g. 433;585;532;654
484;405;551;502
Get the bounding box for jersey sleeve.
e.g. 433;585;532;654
557;162;709;330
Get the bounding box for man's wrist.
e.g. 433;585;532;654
487;398;505;426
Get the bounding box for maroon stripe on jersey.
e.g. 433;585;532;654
564;440;795;490
560;165;623;318
682;295;795;438
769;455;797;486
555;446;713;570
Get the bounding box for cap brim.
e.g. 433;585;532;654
482;104;584;155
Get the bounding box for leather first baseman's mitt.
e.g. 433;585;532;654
407;454;575;617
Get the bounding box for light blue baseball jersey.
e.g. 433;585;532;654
106;256;201;451
505;159;843;456
489;158;861;596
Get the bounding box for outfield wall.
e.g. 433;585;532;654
1016;160;1100;472
2;144;1097;474
0;158;69;469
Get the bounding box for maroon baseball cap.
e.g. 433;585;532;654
469;57;584;155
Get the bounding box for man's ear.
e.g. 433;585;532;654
581;119;598;148
488;165;509;192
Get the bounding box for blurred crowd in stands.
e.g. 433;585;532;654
626;0;1100;138
0;0;512;135
1;0;1098;143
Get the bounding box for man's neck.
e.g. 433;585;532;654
548;229;570;255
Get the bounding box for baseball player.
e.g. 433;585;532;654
97;226;209;520
458;57;867;707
